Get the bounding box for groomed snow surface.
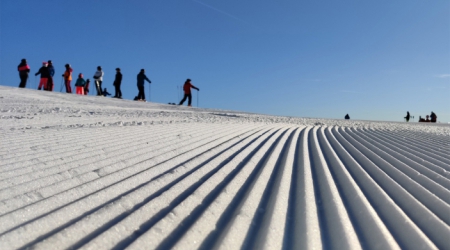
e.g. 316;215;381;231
1;86;449;250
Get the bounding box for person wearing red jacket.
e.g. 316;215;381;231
178;78;199;106
62;64;73;93
18;59;30;88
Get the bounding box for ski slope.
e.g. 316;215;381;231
1;86;449;250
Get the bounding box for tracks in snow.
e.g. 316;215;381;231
0;124;449;249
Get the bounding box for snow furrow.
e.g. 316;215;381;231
355;128;450;179
0;125;269;249
336;128;450;249
27;126;272;250
0;123;232;197
368;129;450;164
350;128;450;190
329;128;438;249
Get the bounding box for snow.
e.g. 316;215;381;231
0;85;449;249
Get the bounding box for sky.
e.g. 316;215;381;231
1;0;449;122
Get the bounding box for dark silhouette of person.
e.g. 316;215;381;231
47;60;55;91
136;69;151;101
430;112;437;123
345;114;350;120
103;88;111;97
84;79;90;95
113;68;123;98
404;111;410;122
18;59;30;88
179;79;199;106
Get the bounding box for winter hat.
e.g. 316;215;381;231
42;61;48;65
97;66;102;70
79;73;83;78
116;68;120;71
48;60;52;64
21;59;26;63
65;64;70;68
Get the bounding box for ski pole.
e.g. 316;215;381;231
60;77;64;92
197;90;199;107
148;83;151;102
34;76;36;89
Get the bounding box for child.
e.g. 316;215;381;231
102;88;111;97
74;73;86;95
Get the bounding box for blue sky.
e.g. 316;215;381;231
1;0;449;122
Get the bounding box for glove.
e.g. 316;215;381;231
35;73;38;76
197;88;200;91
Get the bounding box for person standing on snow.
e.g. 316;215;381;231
178;79;199;106
62;64;73;93
84;79;90;95
18;59;30;88
47;60;55;91
404;111;410;122
35;61;50;90
113;68;123;98
74;73;86;95
136;69;151;101
93;66;104;96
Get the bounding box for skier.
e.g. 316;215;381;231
113;68;123;98
93;66;104;96
35;61;50;90
430;111;437;123
404;111;410;122
47;60;55;91
178;79;199;106
74;73;86;95
62;64;73;93
84;79;90;95
103;88;111;97
136;69;151;101
18;59;30;88
345;114;350;120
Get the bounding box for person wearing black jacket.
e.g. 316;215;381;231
113;68;123;98
136;69;151;101
35;62;50;90
18;59;30;88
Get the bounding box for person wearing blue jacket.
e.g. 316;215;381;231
136;69;151;101
47;60;55;91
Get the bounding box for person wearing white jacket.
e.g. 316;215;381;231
93;66;104;96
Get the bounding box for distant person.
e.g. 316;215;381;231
35;61;50;90
62;64;73;93
102;88;111;97
113;68;123;98
47;60;55;91
84;79;90;95
404;111;410;122
426;115;430;122
93;66;104;96
178;79;199;106
18;58;30;88
430;111;437;123
136;69;151;101
74;73;86;95
345;114;350;120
